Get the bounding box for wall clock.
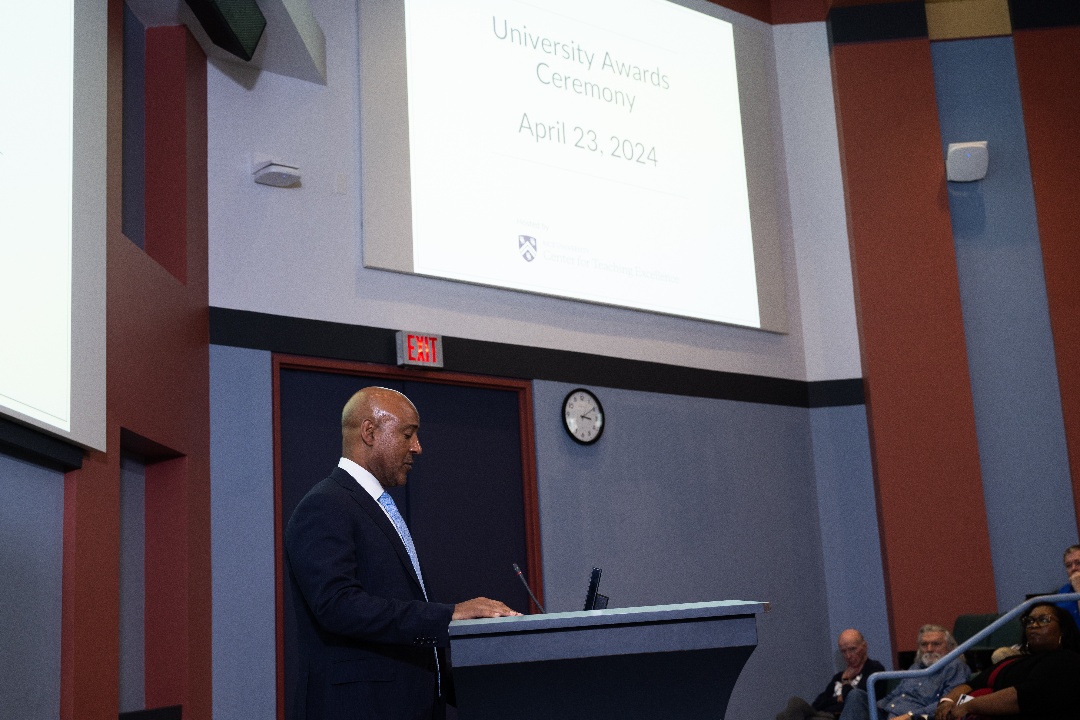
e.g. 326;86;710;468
562;388;604;445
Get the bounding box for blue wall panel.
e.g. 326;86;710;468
810;405;892;664
119;455;146;712
932;37;1077;608
210;345;276;720
0;452;63;720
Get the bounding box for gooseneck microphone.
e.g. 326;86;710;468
512;563;546;613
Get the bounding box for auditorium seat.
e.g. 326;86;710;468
953;613;1022;671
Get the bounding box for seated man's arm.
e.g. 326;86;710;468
910;661;970;718
933;684;972;720
943;687;1019;719
810;671;843;711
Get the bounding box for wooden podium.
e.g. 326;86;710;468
448;600;766;719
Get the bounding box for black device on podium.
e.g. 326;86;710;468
583;567;609;610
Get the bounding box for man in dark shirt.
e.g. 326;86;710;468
777;629;887;720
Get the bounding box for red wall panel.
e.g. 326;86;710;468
144;28;189;283
702;0;831;24
832;37;997;651
704;0;771;22
61;447;121;720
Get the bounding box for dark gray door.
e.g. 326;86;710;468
278;368;532;719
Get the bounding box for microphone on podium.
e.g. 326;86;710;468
512;563;546;614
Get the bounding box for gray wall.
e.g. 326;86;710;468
533;381;877;718
209;345;277;720
207;346;886;719
0;453;63;720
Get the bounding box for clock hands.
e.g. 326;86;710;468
562;389;604;445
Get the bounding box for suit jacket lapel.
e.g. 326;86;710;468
330;467;425;595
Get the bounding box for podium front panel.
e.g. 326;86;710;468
448;600;765;719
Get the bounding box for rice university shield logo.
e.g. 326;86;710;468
518;235;537;262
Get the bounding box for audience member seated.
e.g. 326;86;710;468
777;629;886;720
840;624;969;720
1054;544;1080;628
934;602;1080;720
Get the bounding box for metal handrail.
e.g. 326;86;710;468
865;592;1080;718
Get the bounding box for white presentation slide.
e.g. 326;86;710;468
0;0;74;432
402;0;759;327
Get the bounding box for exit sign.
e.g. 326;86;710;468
396;331;444;368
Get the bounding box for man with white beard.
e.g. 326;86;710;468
838;625;969;720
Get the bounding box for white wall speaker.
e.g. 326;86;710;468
252;156;301;188
946;141;988;182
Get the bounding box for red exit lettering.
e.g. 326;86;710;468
407;335;438;364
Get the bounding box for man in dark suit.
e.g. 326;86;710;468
285;386;519;720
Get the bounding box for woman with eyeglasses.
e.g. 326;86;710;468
933;602;1080;720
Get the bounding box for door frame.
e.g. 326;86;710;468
271;354;542;720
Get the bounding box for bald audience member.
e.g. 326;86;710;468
777;629;887;720
285;387;520;720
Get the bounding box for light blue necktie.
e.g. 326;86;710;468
378;491;440;694
377;492;428;599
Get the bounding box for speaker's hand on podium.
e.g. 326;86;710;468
453;597;522;620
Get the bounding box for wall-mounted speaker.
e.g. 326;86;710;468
183;0;266;61
946;141;989;182
252;157;301;188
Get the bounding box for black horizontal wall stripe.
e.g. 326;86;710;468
808;378;867;408
0;417;84;471
1009;0;1080;30
828;1;928;46
210;308;864;409
209;308;400;365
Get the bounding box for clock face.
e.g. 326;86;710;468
562;388;604;445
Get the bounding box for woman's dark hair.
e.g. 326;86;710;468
1021;602;1080;653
